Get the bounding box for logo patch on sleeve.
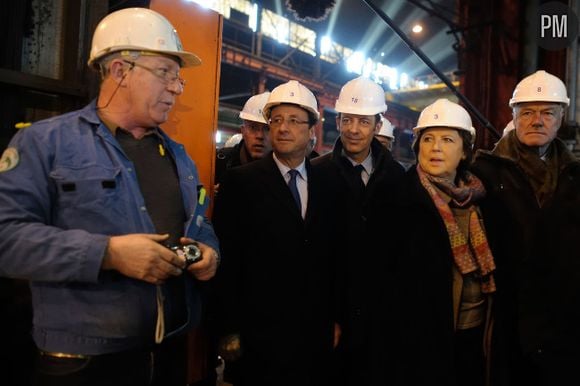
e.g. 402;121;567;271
0;148;20;172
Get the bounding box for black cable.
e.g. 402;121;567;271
96;67;131;110
362;0;500;139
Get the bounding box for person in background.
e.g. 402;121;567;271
0;8;219;386
209;90;271;384
472;70;580;386
224;133;243;148
313;76;404;386
208;91;272;385
214;91;271;189
375;116;395;151
212;80;344;386
393;98;497;386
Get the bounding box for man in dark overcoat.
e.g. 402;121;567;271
212;80;344;386
313;76;404;386
472;70;580;386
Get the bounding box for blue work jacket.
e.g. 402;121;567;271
0;101;219;355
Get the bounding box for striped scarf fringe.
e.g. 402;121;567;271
417;166;497;293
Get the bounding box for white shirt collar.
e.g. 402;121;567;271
343;151;373;175
272;153;307;180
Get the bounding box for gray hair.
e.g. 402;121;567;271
96;50;142;80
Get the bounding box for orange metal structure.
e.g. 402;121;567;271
150;1;223;382
151;0;223;199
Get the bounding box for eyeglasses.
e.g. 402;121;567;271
243;122;269;133
268;116;310;128
123;60;185;89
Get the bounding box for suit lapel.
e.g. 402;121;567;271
257;154;304;219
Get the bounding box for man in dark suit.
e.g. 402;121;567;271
212;80;343;386
472;70;580;386
313;76;405;386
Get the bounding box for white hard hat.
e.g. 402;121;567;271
239;91;270;124
509;70;569;107
262;80;319;121
224;133;243;148
413;98;476;143
335;76;388;115
377;116;394;139
88;8;201;68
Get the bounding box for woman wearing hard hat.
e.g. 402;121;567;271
389;99;498;386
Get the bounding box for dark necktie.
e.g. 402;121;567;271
287;169;301;211
353;164;366;192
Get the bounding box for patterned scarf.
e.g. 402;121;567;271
417;165;497;293
492;130;576;207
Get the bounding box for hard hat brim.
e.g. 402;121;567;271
88;46;201;68
239;112;267;124
509;97;570;107
334;105;388;115
412;124;476;144
263;102;320;122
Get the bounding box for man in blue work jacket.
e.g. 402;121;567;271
0;8;219;386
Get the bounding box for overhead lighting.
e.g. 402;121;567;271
249;4;258;32
346;51;365;74
362;58;374;78
275;25;289;44
387;67;398;90
321;36;332;55
400;73;409;88
412;24;423;34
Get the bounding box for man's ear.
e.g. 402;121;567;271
109;59;128;85
557;105;566;130
374;119;382;134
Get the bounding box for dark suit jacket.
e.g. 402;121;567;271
312;138;405;386
212;152;344;386
214;141;244;187
473;149;580;386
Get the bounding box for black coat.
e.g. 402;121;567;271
389;167;469;386
312;138;405;386
214;141;244;187
472;150;580;386
212;153;344;386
